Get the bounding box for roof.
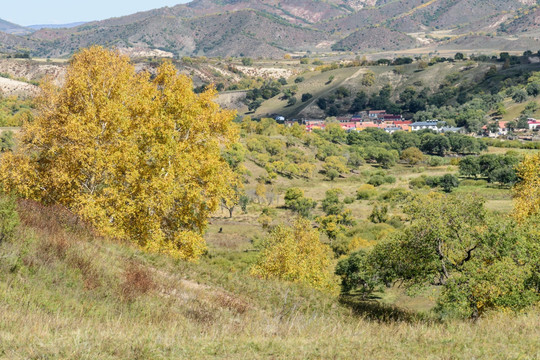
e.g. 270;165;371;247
412;121;439;127
439;127;463;133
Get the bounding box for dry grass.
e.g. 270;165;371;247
1;199;539;359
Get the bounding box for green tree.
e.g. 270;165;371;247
284;188;317;218
513;89;528;103
340;193;540;318
420;133;450;156
439;174;459;193
459;156;480;178
321;188;344;215
301;93;313;102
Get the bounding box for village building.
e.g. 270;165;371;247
411;120;440;131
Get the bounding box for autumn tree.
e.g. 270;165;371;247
0;47;238;260
513;153;540;221
400;147;424;165
251;217;338;292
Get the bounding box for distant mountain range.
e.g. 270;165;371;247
1;0;540;58
27;22;87;31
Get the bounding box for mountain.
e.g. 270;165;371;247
0;18;32;35
27;22;87;30
2;0;540;58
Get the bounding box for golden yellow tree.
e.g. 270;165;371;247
0;46;238;260
251;218;338;292
513;153;540;221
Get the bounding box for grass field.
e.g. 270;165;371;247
1;200;539;359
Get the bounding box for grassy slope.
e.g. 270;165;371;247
249;60;500;119
1;140;534;359
1;199;539;359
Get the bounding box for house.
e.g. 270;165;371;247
528;119;540;130
368;110;386;121
284;120;297;127
439;127;464;134
275;116;285;122
337;117;352;123
383;114;404;121
303;119;325;132
411;120;439;131
394;120;413;127
482;121;508;137
355;122;381;131
340;122;356;131
351;112;367;122
384;126;402;134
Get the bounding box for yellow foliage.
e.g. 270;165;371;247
348;237;374;251
513;153;540;222
251;218;338;293
0;46;238;260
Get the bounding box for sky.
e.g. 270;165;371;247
3;0;190;26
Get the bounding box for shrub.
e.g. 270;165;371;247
379;188;410;203
386;215;403;229
439;174;459;193
367;175;384;187
0;194;19;243
460;179;487;187
383;175;396;184
409;176;427;189
120;261;155;301
343;196;355;204
369;203;388;224
301;93;313;102
429;156;444;167
284;188;317;218
357;184;376;200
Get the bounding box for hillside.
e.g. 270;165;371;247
0;18;31;35
1;0;540;58
1;198;538;359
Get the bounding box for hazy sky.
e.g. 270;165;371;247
3;1;190;26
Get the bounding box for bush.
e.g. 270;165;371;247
383;175;396;184
343;196;355;204
386;215;403;229
356;184;376;200
439;174;459;193
367;175;385;187
369;203;388;224
301;93;313;102
284;188;317;218
409;176;427;189
379;188;410;203
0;195;19;243
429;156;444;167
460;179;487;187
